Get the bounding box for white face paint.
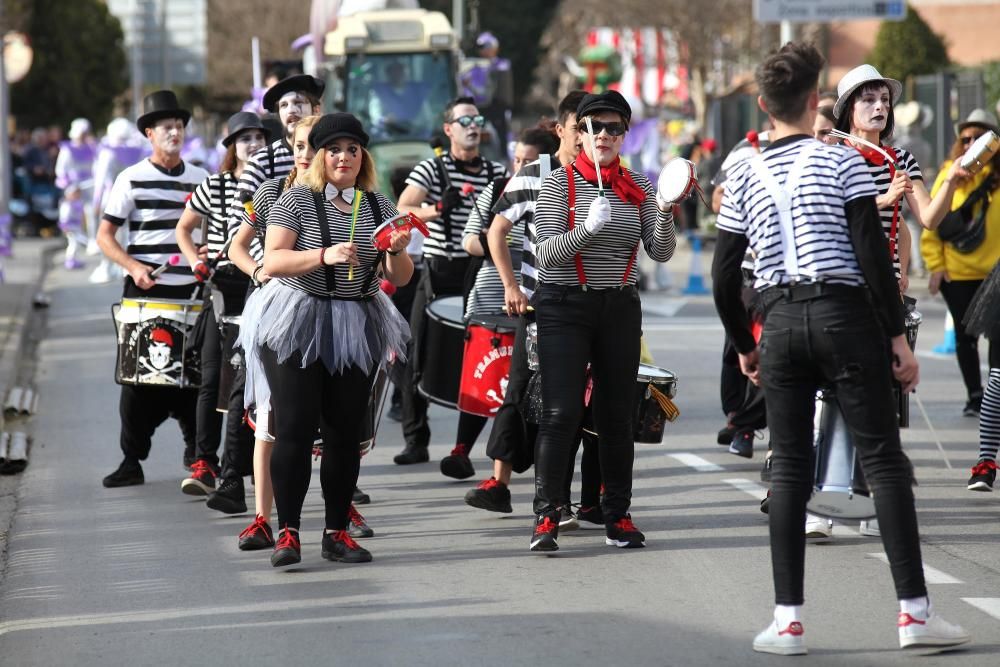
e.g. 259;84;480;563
278;92;314;138
444;102;483;152
234;130;267;163
851;84;891;135
147;118;185;157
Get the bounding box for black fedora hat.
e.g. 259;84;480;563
222;111;271;147
136;90;191;134
262;74;325;113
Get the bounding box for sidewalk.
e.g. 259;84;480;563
0;238;61;571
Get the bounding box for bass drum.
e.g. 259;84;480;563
418;296;465;409
458;314;517;417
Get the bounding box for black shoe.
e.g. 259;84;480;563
464;477;513;513
103;459;144;488
963;395;983;417
760;451;773;482
183;452;196;471
729;429;754;459
393;444;429;465
206;476;247;514
440;444;475;479
180;459;218;496
270;527;301;567
347;504;375;538
760;489;771;514
968;459;997;491
717;418;737;445
322;530;373;563
387;402;403;423
353;486;371;505
239;515;275;551
576;505;605;529
529;513;560;552
605;514;645;548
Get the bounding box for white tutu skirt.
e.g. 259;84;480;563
238;281;275;415
241;280;408;401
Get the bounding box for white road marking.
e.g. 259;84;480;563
642;298;688;318
723;478;767;501
669;453;723;472
962;597;1000;620
867;553;963;584
240;570;340;586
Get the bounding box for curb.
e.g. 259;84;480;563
0;242;61;584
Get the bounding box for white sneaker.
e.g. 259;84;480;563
859;519;880;537
805;514;832;541
86;239;102;256
88;262;112;284
898;611;970;649
753;620;807;655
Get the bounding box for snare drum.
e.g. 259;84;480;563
807;390;875;520
960;130;1000;174
458;314;517;417
113;298;203;388
657;158;698;203
418;296;466;409
216;314;242;413
896;307;922;427
633;364;679;444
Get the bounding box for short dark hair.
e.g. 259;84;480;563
557;90;588;125
755;41;824;122
834;82;895;142
817;106;836;123
443;96;477;122
519;123;560;155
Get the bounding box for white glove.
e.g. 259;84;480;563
583;196;611;234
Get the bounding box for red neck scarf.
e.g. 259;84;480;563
574;151;647;206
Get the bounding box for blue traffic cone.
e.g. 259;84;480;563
682;235;710;295
933;312;956;354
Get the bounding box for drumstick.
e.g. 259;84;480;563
584;117;604;197
347;194;361;281
827;129;898;167
150;255;180;279
912;392;953;470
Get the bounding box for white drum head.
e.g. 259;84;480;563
657;158;696;203
960;130;1000;171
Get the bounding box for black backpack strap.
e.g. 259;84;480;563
434;156;453;246
311;191;336;293
363;192;386;294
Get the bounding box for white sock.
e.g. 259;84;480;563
774;604;802;628
900;596;929;619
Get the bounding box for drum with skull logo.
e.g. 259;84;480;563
113;298;203;388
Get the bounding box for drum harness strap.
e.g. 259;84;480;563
311;191;386;298
435;155;495;258
564;163;639;290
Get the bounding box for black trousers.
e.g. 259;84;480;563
219;328;253;481
760;290;926;604
721;334;767;430
940;279;993;400
485;311;536;471
118;278;199;463
532;284;641;520
401;257;470;449
262;347;372;531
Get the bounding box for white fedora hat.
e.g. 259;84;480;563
834;64;903;120
956;108;1000;136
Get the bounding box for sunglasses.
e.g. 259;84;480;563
580;120;627;137
960;133;984;146
451;115;486;128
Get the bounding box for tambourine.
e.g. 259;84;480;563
372;212;430;252
960;130;1000;174
657;157;698;204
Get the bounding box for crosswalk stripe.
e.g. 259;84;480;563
669;453;724;472
867;553;963;584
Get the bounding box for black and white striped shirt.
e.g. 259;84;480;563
463;179;523;315
268;186;398;299
246;176;288;265
718;137;878;288
406;154;508;260
492;155;559;298
229;139;294;237
860;146;921;277
534;166;675;288
187;171;236;268
104;158;208;286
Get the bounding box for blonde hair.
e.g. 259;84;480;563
302;145;378;193
285;116;322;191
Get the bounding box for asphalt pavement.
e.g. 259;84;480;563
0;241;998;667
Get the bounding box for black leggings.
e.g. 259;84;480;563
456;412;488;450
262;347;372;532
941;279;993;399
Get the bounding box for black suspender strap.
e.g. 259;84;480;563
434;156;453;247
266;143;276;179
311;191;336;293
362;192;386;294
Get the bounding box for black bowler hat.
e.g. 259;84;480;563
576;90;632;125
136;90;191;134
221;111;271;147
308;113;369;150
262;74;325;113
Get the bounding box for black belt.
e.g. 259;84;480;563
762;282;867;303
